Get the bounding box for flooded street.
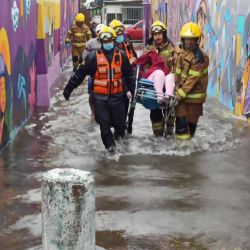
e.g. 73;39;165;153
0;62;250;250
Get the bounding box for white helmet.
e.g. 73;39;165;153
96;24;106;34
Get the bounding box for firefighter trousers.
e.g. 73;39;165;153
93;94;126;149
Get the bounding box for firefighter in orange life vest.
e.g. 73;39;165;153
109;19;137;64
65;13;92;72
63;27;135;153
109;19;138;134
174;22;209;139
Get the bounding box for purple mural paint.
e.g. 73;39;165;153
143;0;152;45
0;0;80;149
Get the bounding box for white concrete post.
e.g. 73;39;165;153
42;168;95;250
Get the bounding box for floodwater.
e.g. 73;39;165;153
0;61;250;250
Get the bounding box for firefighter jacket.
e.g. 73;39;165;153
65;24;92;48
174;45;209;104
146;40;175;71
64;47;135;98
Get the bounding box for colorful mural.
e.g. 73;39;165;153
36;0;79;106
0;0;37;151
0;0;79;151
147;0;250;120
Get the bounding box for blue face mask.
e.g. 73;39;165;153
103;42;114;51
116;35;124;43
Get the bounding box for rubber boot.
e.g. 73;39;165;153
152;120;164;137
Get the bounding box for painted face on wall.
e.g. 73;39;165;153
196;0;207;48
0;76;6;114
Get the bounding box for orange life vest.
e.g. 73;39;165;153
124;42;134;60
93;49;123;95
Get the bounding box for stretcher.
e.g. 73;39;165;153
126;65;176;138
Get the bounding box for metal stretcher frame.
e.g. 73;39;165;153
126;65;176;138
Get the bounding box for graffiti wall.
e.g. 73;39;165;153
0;0;78;151
36;0;78;106
145;0;250;119
0;0;37;151
166;0;250;119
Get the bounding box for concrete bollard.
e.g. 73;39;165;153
42;168;95;250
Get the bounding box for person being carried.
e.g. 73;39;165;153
136;50;175;136
63;27;135;154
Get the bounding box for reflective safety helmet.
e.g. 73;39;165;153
99;26;117;41
109;19;125;35
75;13;85;22
180;22;201;38
151;21;167;34
96;24;106;34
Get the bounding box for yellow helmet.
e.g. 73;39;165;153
75;13;85;23
151;21;167;34
109;19;124;29
99;26;117;41
109;19;125;35
180;22;201;38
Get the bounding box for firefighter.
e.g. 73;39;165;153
109;19;137;64
146;21;175;69
65;13;92;72
146;21;175;137
63;27;135;153
174;22;209;139
109;19;137;134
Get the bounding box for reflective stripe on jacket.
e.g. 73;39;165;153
93;49;123;95
65;24;92;48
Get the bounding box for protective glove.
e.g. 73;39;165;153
65;40;70;48
175;91;181;101
63;88;71;100
126;91;132;99
129;57;137;65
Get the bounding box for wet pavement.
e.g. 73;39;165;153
0;61;250;250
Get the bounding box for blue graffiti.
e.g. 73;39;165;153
26;0;31;15
0;55;4;75
11;1;19;32
237;16;245;48
17;74;27;113
225;8;230;23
